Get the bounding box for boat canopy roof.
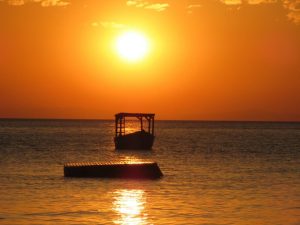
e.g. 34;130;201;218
115;113;155;118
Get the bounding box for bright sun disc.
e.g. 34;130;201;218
115;31;149;62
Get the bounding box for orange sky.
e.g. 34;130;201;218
0;0;299;121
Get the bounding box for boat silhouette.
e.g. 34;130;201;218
114;112;155;150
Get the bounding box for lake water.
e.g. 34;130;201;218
0;119;299;225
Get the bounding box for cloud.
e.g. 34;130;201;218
284;0;300;24
100;21;126;29
3;0;70;6
221;0;277;5
187;4;202;9
7;0;25;5
39;0;69;7
221;0;242;5
187;4;202;14
126;0;169;12
126;0;145;7
145;3;169;11
186;0;300;24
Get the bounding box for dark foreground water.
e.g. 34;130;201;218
0;119;299;225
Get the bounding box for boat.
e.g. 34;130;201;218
114;112;155;150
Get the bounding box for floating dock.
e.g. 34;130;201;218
64;161;163;179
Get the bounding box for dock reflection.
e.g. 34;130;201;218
113;189;148;225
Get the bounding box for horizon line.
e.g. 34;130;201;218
0;117;299;123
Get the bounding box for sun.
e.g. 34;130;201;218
115;31;150;62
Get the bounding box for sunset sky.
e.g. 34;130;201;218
1;0;299;121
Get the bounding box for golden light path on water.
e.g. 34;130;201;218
113;189;148;225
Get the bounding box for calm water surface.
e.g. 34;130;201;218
0;120;299;225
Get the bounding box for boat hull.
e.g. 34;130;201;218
115;131;155;150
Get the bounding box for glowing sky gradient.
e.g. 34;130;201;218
0;0;299;120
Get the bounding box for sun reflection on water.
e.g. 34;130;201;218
113;189;148;225
120;156;148;164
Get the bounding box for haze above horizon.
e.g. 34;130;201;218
1;0;299;121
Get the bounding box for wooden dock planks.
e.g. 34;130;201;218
64;161;163;179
